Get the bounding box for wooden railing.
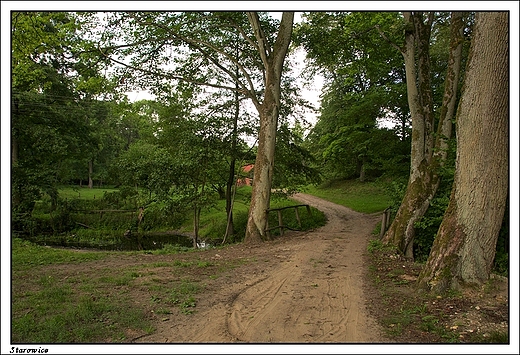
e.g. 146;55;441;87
265;204;312;237
379;207;392;238
70;207;143;230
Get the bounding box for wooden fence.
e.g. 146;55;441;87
379;207;392;238
265;204;312;237
70;207;143;229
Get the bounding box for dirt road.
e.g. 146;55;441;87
139;193;386;343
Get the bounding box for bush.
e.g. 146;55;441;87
139;201;186;232
384;178;408;214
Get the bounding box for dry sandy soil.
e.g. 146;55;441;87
137;193;385;343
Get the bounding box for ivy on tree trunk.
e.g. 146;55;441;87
382;12;465;259
417;12;509;293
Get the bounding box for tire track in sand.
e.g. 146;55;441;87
226;193;383;343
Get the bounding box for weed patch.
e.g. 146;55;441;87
305;180;392;213
365;238;509;343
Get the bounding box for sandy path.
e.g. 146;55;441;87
138;193;385;343
225;193;383;342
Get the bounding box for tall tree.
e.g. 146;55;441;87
243;12;294;243
380;12;466;258
294;12;411;181
97;11;294;243
11;12;105;214
417;12;509;293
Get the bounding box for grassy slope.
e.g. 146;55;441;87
57;186;118;200
304;179;392;214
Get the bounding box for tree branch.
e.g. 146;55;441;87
374;24;404;54
98;49;240;93
126;14;261;108
247;12;270;68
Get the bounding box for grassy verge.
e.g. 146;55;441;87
304;179;392;213
365;239;509;343
12;238;109;271
11;238;155;343
11;236;255;343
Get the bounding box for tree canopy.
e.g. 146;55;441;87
8;10;510;294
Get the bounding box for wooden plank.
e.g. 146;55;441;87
305;205;312;217
294;207;301;228
277;210;284;236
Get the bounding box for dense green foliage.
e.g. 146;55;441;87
11;12;320;245
295;12;412;182
10;11;508;276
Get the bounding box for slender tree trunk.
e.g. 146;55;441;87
88;160;94;189
359;155;366;182
382;12;464;259
225;47;241;240
244;12;294;243
418;12;508;293
193;206;201;248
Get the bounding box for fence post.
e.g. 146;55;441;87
277;210;284;236
294;207;302;228
305;205;312;217
380;207;391;239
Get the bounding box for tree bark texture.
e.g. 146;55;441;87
382;12;464;258
417;12;509;293
244;12;294;243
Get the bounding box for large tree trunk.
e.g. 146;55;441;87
417;12;509;293
382;12;464;259
244;12;294;243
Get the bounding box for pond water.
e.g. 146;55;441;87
22;232;195;251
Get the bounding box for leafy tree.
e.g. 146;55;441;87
157;100;234;247
295;12;411;182
116;141;175;196
11;12;107;216
94;12;295;243
272;123;321;194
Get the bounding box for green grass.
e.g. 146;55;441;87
186;186;251;239
57;186;119;200
11;270;152;343
11;238;155;343
305;179;392;213
12;293;153;343
11;237;255;343
12;238;109;271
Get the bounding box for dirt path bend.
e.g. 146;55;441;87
139;193;386;343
